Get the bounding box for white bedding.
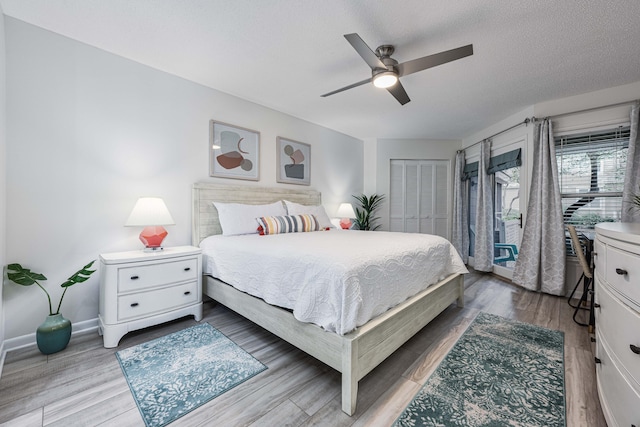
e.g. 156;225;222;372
200;230;468;335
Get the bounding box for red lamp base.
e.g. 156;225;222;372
139;226;168;250
339;218;352;230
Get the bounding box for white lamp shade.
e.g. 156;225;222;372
336;203;356;218
125;197;175;226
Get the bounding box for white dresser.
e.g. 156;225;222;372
98;246;203;348
594;222;640;426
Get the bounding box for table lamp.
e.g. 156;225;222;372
125;197;175;251
336;203;356;230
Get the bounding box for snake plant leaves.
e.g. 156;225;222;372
6;263;48;286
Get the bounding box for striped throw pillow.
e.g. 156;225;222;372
256;214;319;235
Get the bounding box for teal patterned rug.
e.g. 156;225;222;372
116;323;266;427
394;312;565;427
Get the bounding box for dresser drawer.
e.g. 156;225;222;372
596;280;640;386
605;245;640;306
117;281;199;321
596;337;640;426
118;258;198;293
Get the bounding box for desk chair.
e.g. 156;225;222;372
566;225;594;329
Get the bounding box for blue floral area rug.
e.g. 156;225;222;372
393;312;565;427
116;323;267;427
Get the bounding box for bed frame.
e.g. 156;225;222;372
192;182;464;415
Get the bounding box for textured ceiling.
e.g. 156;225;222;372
2;0;640;140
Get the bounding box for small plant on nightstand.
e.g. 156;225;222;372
6;261;96;354
352;194;385;231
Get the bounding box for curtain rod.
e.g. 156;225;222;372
460;99;639;154
459;118;531;152
531;99;638;122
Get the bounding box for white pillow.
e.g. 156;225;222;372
283;200;334;229
214;201;286;236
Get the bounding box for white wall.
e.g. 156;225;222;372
374;138;460;231
362;138;377;195
0;9;7;357
3;18;363;342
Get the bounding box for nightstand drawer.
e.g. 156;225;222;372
117;281;199;321
118;258;198;293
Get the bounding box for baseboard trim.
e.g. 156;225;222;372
1;317;99;354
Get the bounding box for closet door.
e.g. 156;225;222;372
389;159;450;238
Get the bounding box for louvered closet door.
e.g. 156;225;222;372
389;159;450;238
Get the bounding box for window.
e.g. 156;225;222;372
555;126;630;230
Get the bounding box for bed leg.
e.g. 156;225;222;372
342;339;358;416
457;276;465;308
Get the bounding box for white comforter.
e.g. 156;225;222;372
200;230;468;335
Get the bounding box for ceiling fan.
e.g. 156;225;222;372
321;33;473;105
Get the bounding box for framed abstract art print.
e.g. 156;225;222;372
210;120;260;181
276;137;310;185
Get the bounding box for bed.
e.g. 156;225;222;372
192;182;466;415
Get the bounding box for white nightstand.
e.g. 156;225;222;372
98;245;203;348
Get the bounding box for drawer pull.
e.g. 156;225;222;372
594;303;601;309
594;357;601;364
184;291;191;296
130;275;139;280
590;337;596;343
130;302;139;307
615;268;628;276
630;344;640;355
184;267;191;272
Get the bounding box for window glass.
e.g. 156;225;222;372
555;126;629;230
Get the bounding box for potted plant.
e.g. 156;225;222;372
352;194;385;231
7;261;96;354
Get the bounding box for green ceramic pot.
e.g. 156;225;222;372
36;314;72;354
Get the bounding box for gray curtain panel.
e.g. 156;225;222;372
474;140;494;271
452;151;469;263
622;102;640;222
513;119;566;295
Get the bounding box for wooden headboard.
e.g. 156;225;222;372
192;182;322;245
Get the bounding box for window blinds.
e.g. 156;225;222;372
555;127;629;197
462;148;521;180
555;126;630;228
462;161;478;180
487;149;522;175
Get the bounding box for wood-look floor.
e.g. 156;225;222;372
0;271;606;426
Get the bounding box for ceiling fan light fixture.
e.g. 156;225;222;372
373;71;398;88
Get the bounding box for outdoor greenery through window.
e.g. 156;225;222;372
555;126;630;231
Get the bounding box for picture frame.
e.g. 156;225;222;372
276;137;311;185
209;120;260;181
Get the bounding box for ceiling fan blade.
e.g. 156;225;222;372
321;77;372;97
397;44;473;77
387;81;410;105
344;33;387;70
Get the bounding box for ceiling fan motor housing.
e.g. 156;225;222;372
374;45;399;76
373;52;399;85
